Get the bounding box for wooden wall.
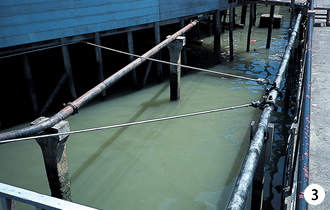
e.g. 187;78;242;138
0;0;230;49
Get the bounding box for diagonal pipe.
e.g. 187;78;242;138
0;15;210;141
227;12;302;210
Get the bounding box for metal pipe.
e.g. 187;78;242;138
296;3;313;208
0;15;209;141
227;12;302;210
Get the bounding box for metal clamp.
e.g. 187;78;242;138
66;102;79;115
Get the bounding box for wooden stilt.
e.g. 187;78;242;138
94;32;106;96
41;73;67;115
253;4;257;26
214;10;222;64
166;36;185;101
180;19;188;73
247;3;254;52
142;60;153;87
229;6;234;61
60;38;77;100
127;31;138;88
222;10;227;32
154;22;163;81
241;5;247;25
22;55;39;116
266;5;275;49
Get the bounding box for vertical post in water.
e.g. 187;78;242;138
60;38;77;100
266;5;275;49
22;55;39;116
229;4;234;61
154;22;163;81
166;36;186;101
180;19;188;73
222;10;227;32
247;3;254;52
32;117;72;201
241;5;247;25
127;31;138;88
214;10;222;64
94;32;106;97
1;198;16;210
290;0;296;28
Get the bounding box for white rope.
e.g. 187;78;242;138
82;41;268;84
0;103;251;144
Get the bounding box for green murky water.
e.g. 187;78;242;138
0;4;291;210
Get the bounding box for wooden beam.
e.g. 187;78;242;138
154;22;163;81
241;5;247;25
229;6;234;61
94;32;106;97
127;31;138;88
266;5;275;49
214;10;222;63
22;55;39;116
41;73;67;115
60;38;76;99
247;3;255;52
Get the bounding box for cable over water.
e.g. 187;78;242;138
82;41;269;85
0;103;252;144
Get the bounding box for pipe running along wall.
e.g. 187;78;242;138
227;12;302;209
0;15;210;141
296;0;313;208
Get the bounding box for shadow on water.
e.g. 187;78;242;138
70;82;170;182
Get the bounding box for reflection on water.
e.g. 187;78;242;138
0;4;291;210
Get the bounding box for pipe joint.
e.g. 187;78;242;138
66;102;79;115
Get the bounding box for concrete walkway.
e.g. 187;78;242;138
309;1;330;208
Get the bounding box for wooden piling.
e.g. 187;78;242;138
247;3;254;52
60;38;77;100
94;32;106;96
154;22;163;81
166;36;185;101
180;19;188;73
229;5;234;61
127;31;138;88
22;55;39;116
214;10;222;64
222;10;227;32
266;5;275;49
32;117;72;201
241;5;247;25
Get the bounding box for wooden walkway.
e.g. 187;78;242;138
310;0;330;209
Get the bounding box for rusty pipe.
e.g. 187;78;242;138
0;15;209;141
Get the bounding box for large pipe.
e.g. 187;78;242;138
227;12;302;209
296;1;313;208
0;15;209;141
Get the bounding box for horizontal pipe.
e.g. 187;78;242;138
0;15;209;141
227;12;302;210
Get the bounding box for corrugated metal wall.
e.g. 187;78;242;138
0;0;231;49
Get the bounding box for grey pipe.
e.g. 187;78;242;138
227;12;302;210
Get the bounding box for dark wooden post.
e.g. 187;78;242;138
22;55;39;116
32;117;72;201
127;31;138;88
222;10;227;32
180;19;188;73
229;5;234;61
154;22;163;81
266;5;275;49
247;3;254;52
60;38;77;100
214;10;222;63
166;36;186;101
241;5;247;25
94;32;106;97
